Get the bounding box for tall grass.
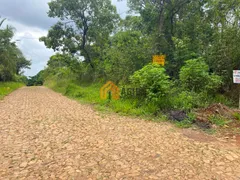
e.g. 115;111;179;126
0;82;24;99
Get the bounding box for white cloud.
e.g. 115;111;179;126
0;0;57;30
6;20;55;77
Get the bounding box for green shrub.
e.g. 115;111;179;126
175;112;196;128
170;91;195;111
130;64;171;104
65;83;84;98
233;113;240;121
180;58;222;93
167;88;211;111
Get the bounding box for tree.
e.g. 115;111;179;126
179;58;222;93
13;47;31;75
127;0;193;48
102;30;152;83
119;15;144;32
127;0;195;77
203;0;240;90
47;53;76;69
40;0;119;69
0;18;30;81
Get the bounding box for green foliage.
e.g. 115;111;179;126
169;91;195;111
40;0;239;126
44;76;161;117
41;0;240;96
180;58;222;93
168;89;234;111
209;115;231;127
175;120;193;128
40;0;119;68
15;75;28;84
233;113;240;121
103;31;152;83
0;18;31;82
27;71;45;86
130;64;171;103
119;16;144;32
0;82;24;99
207;27;240;88
65;84;84;98
175;112;196;128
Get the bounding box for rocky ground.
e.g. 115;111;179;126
0;87;240;179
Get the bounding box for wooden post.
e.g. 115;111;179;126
108;91;112;101
239;86;240;109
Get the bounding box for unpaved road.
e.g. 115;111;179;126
0;87;240;180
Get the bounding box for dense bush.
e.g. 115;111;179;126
130;64;171;103
180;58;222;93
169;90;195;111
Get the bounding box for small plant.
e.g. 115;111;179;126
209;115;231;127
204;129;217;135
175;112;196;128
175;120;193;128
233;113;240;121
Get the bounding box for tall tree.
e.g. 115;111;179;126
127;0;192;51
0;18;31;81
40;0;119;69
127;0;193;77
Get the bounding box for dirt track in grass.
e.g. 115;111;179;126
0;86;240;179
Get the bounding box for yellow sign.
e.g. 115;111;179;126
100;81;120;100
153;55;166;66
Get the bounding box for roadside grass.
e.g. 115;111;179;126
175;112;196;128
204;128;217;135
44;79;169;122
45;80;236;129
0;82;24;99
208;115;232;127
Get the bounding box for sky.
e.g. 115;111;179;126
0;0;128;77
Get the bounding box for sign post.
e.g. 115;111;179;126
153;55;166;66
233;70;240;109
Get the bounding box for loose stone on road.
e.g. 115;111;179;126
0;87;240;179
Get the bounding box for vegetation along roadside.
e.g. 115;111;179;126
0;82;25;99
2;0;240;136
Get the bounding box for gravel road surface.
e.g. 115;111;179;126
0;87;240;179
